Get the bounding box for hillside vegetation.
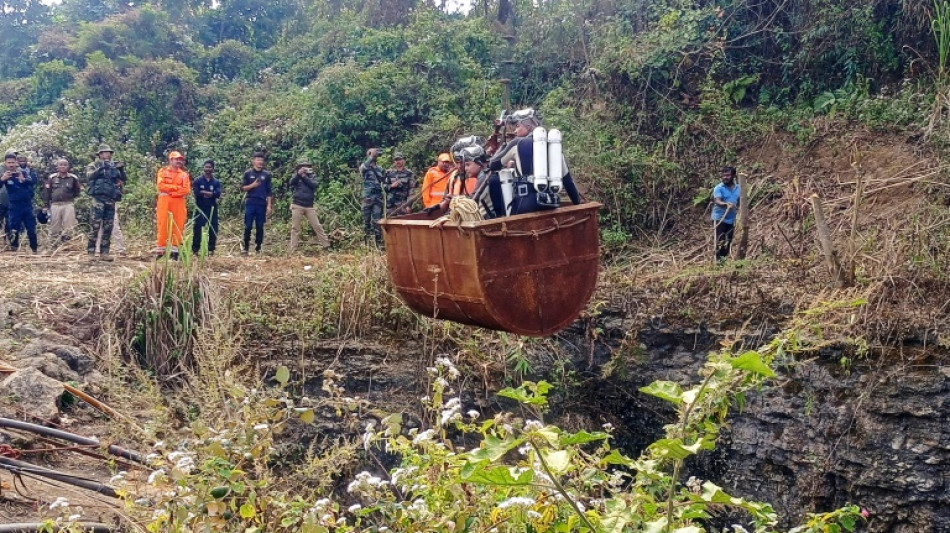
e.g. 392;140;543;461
1;1;949;532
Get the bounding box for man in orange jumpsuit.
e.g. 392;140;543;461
420;153;453;209
156;151;191;259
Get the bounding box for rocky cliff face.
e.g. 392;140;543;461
577;322;950;533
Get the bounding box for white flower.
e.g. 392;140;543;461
252;423;269;431
348;503;362;513
147;470;166;485
497;496;535;509
412;429;436;445
524;419;544;431
49;497;70;510
109;471;128;484
467;410;480;419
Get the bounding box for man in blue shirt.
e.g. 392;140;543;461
192;159;221;255
2;153;38;253
712;166;740;263
240;152;273;255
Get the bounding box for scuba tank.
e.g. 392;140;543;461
531;127;549;193
547;129;563;195
499;168;515;216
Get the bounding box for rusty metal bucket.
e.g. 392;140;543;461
379;202;601;336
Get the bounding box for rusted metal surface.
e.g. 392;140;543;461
379;202;601;336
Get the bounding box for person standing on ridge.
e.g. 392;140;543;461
240;151;273;255
288;157;330;254
192;159;221;255
156;151;191;259
85;144;125;261
1;152;38;254
42;158;82;246
712;166;740;263
384;152;415;216
359;148;386;248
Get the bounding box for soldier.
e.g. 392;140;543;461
41;158;82;245
85;143;126;261
384;152;415;216
240;152;273;255
192;160;221;255
359;148;385;248
288;157;330;253
1;152;38;253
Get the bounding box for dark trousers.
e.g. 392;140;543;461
243;203;266;251
88;199;115;254
193;204;219;253
8;206;37;252
715;221;735;261
362;198;383;247
0;205;7;243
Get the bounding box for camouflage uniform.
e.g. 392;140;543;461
360;157;386;247
85;157;125;255
385;167;415;216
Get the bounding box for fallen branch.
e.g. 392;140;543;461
0;456;119;498
0;418;145;464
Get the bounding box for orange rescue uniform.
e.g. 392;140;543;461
420;166;451;208
449;171;479;198
156;166;191;249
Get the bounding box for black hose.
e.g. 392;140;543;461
0;523;114;533
0;456;119;498
0;417;145;464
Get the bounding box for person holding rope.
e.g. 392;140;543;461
420;153;453;209
712;166;740;263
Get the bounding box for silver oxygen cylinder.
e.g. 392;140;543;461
547;128;563;194
532;126;549;192
499;168;515;216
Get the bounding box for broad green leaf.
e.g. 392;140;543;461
536;426;560;446
640;381;684;405
649;438;702;460
467;434;522;462
644;517;667;533
730;352;776;378
559;430;608;446
603;449;635;468
274;366;290;386
700;481;733;504
461;464;534;485
542;450;570;474
299;409;315;424
239;503;257;519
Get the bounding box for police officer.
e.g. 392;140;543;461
192;159;221;255
1;152;38;253
384;152;415;216
85;143;126;261
42;158;82;245
359;148;385;248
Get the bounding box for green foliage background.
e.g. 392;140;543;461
0;0;939;242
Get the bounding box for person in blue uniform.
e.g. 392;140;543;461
192;160;221;255
1;153;38;253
